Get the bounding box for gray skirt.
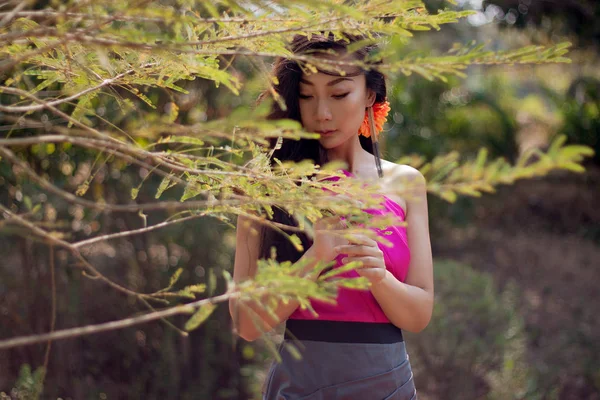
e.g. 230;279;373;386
262;320;417;400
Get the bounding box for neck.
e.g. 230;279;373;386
325;135;372;173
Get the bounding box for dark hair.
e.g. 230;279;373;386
257;32;387;263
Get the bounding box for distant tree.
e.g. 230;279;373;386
485;0;600;51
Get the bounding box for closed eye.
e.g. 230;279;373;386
298;93;349;100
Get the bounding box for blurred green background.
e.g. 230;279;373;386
1;0;599;399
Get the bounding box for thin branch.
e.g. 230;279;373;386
49;137;189;188
72;214;204;248
187;17;345;47
35;243;56;397
0;36;72;74
45;245;57;363
0;0;27;28
138;297;188;338
0;129;191;189
0;64;155;113
71;208;310;250
0;112;303;187
0;1;121;73
0;26;61;46
0;203;154;299
0;86;123;144
7;31;570;71
0;144;243;213
5;31;375;73
0;145;150;213
0;291;237;350
0;145;356;215
0;133;270;180
0;10;318;24
50;33;369;63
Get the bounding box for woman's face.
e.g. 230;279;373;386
298;66;374;149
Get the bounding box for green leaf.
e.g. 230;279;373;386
321;160;348;172
473;148;488;179
156;174;175;199
334;276;370;290
131;89;156;109
440;190;457;203
181;181;205;202
319;260;363;281
559;145;595;159
23;196;32;210
282;341;302;360
456;186;482;197
158;135;204;146
185;303;217;331
169;268;184;288
547;134;567;158
177;284;207;299
207;268;217;296
163;102;179;123
288;234;304;252
560;162;585;173
31;76;59;94
76;182;90;197
68;93;95;128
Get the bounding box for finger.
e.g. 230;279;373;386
341;256;385;269
335;244;379;257
347;234;378;246
316;216;347;230
317;216;341;226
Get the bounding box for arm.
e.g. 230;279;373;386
228;214;321;342
370;167;434;333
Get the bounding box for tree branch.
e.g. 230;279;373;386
0;144;363;215
72;213;205;248
0;10;320;24
0;203;156;300
0;65;155;113
0;0;27;29
0;291;237;350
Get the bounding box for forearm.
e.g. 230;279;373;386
230;294;301;342
370;270;433;333
229;246;322;342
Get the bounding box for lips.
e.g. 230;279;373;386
316;130;337;136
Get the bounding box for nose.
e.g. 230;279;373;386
315;99;332;122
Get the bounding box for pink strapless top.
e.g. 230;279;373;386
289;169;411;323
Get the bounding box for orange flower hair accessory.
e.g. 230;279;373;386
358;100;391;138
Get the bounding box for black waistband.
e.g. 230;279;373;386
284;319;404;344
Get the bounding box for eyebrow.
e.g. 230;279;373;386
299;77;354;86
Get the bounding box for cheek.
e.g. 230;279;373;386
339;94;366;131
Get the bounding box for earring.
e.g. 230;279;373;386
358;100;391;138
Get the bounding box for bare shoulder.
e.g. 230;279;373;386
385;162;424;180
381;161;426;215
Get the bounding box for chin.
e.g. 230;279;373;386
318;140;337;149
320;141;347;151
319;133;353;149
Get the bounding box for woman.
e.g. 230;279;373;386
229;33;434;400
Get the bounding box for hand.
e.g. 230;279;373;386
334;234;387;285
311;215;349;263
